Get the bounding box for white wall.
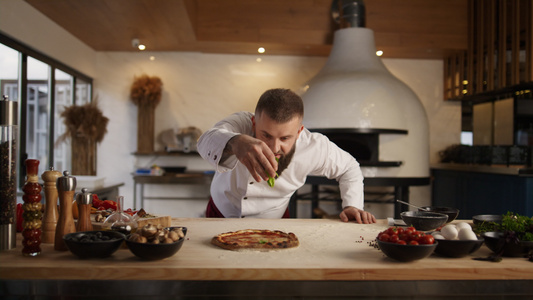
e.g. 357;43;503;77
2;0;461;218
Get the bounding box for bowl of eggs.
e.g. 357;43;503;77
400;211;449;231
432;222;484;258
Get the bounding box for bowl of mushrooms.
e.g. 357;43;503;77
125;224;187;260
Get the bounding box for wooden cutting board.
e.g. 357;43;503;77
91;215;172;230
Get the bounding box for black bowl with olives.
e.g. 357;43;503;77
63;230;125;259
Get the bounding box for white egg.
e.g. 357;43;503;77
455;222;472;231
458;228;478;240
440;224;458;240
432;234;446;240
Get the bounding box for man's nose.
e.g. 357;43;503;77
269;139;281;153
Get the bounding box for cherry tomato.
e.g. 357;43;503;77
409;231;424;242
378;233;391;242
389;235;400;243
398;233;410;241
419;235;435;245
396;227;405;234
396;240;407;245
405;227;416;234
408;240;419;245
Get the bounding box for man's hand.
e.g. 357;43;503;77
339;206;377;224
226;135;278;182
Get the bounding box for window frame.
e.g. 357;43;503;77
0;32;93;187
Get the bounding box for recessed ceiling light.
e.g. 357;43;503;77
132;38;146;51
376;50;383;56
258;47;265;54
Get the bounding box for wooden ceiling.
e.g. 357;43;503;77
25;0;468;59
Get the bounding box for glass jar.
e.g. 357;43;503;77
102;196;137;235
0;95;18;251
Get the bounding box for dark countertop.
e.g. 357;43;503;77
431;163;533;176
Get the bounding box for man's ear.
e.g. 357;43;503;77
251;115;256;132
297;125;304;137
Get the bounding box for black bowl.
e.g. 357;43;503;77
434;237;484;258
400;211;448;231
126;227;187;260
63;230;125;259
377;240;438;262
481;231;533;257
472;214;502;225
419;206;459;223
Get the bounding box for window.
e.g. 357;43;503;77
0;33;93;187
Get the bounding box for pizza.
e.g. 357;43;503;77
211;229;299;251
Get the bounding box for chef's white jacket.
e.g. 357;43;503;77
197;112;365;218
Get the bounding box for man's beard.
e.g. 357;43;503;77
276;144;295;177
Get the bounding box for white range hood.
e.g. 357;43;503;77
301;26;429;178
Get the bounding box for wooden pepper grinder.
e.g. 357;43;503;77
41;167;61;243
75;188;93;232
54;171;76;251
21;159;42;256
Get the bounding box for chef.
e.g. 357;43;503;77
197;88;376;224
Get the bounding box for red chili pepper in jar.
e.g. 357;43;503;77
21;159;42;256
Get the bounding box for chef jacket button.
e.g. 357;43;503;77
213;155;217;160
241;216;245;218
207;151;211;156
243;197;248;200
249;182;253;185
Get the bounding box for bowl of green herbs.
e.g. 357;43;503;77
475;212;533;259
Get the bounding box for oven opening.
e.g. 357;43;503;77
310;128;407;167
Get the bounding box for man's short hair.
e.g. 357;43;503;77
255;88;304;123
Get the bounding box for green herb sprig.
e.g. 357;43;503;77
267;157;279;188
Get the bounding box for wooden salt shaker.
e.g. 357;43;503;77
54;171;76;251
75;188;93;232
41;167;61;243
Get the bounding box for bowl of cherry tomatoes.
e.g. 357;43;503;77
376;226;438;262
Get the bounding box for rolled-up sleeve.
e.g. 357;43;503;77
197;112;253;172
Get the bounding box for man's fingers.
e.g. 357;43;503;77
340;207;377;224
339;211;348;222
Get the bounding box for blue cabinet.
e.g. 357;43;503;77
431;165;533;219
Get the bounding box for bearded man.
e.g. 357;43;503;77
197;88;376;224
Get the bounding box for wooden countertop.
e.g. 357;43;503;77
1;218;532;281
